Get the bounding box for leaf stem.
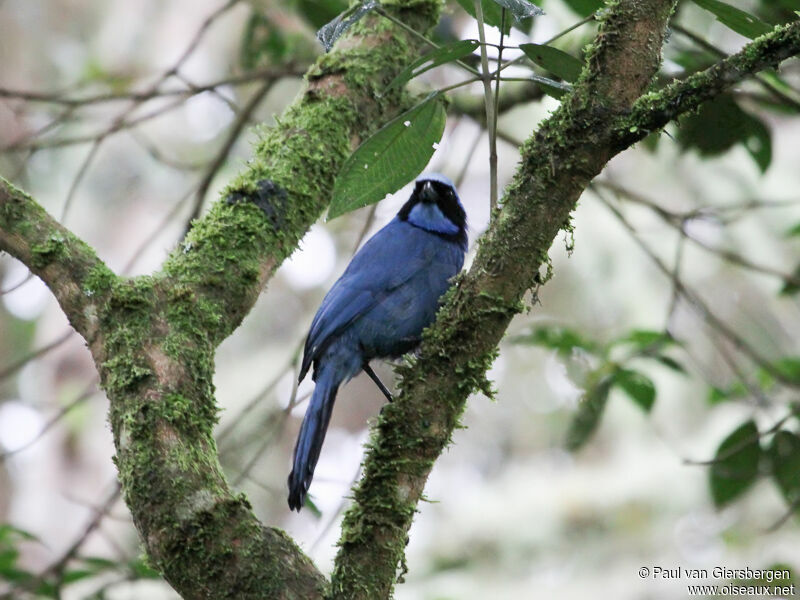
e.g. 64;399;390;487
496;12;597;77
375;7;481;77
474;0;498;215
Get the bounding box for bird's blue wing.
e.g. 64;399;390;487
299;219;446;381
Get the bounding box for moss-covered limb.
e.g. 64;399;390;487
92;2;445;597
330;1;680;597
0;177;116;345
86;275;327;599
581;0;677;110
161;0;444;347
615;18;800;149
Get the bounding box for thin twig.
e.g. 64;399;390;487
185;79;275;229
592;186;800;389
474;0;498;216
0;330;74;382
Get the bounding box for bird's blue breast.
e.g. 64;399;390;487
300;217;465;380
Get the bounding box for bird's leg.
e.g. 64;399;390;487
362;363;394;403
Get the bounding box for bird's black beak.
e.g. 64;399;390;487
419;181;436;204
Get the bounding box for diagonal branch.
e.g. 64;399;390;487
614;19;800;148
0;178;113;347
1;2;447;599
331;6;800;600
159;1;444;347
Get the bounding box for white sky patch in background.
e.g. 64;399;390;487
184;88;236;142
458;19;531;79
486;352;507;384
0;401;43;453
683;215;723;246
544;351;583;408
281;225;337;290
2;262;50;320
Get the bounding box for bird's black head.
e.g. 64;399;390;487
398;173;467;248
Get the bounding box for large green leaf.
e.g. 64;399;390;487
677;94;772;172
768;430;800;510
613;368;656;412
387;39;481;91
709;420;762;507
329;94;446;219
691;0;773;39
519;43;583;82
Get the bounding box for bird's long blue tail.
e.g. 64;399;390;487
288;368;340;511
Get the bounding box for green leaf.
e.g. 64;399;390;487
489;0;544;21
772;357;800;384
781;265;800;295
707;382;747;404
0;548;19;573
670;49;717;75
613;369;656;412
128;555;160;579
387;40;481;91
786;222;800;238
329;94;446;219
652;354;687;374
559;0;604;17
519;43;583;82
612;329;677;350
80;556;119;571
0;525;38;543
317;0;378;52
692;0;773;39
296;0;348;29
510;324;597;355
768;430;800;510
62;569;95;584
240;13;288;69
536;81;568;99
709;420;762;507
304;495;323;518
677;94;772;172
456;0;513;34
566;375;612;451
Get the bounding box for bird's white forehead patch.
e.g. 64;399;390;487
416;172;454;188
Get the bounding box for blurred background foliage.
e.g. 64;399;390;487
0;0;799;598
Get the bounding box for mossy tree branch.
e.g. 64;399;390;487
1;1;445;598
0;179;113;350
330;6;800;599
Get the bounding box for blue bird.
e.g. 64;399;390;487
288;173;468;511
